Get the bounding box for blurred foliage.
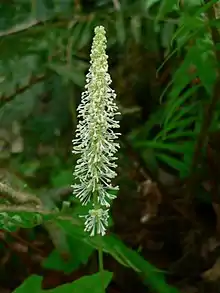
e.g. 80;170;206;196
1;0;220;293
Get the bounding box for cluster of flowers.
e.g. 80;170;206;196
72;26;120;236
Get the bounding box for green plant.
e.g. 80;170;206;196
0;2;180;292
129;0;220;183
2;1;220;293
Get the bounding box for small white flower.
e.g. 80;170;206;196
72;26;120;236
82;208;109;236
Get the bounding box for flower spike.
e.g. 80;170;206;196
72;26;120;236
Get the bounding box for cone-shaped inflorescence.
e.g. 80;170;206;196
72;26;120;236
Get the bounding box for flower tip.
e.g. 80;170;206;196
94;25;105;35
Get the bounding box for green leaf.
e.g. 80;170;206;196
46;271;113;293
195;0;219;16
12;272;112;293
43;236;94;273
128;107;164;141
192;41;216;94
51;170;73;187
156;0;178;22
183;0;204;7
170;48;198;99
56;219;179;293
12;275;43;293
156;153;188;174
158;116;196;140
0;211;44;232
105;236;179;293
162;131;195;140
134;141;193;154
169;103;198;124
164;86;199;127
43;220;71;256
